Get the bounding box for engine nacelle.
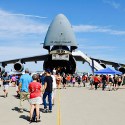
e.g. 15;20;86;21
100;63;106;68
118;67;125;73
0;66;5;74
14;62;24;72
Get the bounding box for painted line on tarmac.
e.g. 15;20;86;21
57;89;61;125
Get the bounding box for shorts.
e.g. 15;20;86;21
29;97;42;105
3;85;9;90
20;92;29;101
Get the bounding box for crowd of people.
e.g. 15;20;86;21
0;68;125;123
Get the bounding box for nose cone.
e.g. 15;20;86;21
44;14;77;50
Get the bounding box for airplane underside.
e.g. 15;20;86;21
43;54;76;74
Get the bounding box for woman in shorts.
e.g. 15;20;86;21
2;72;10;98
28;74;42;122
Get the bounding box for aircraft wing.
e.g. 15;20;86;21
0;54;48;67
72;50;125;70
90;57;125;67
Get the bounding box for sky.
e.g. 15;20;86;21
0;0;125;73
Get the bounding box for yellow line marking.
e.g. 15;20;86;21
57;89;61;125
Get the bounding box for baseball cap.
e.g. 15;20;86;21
45;69;51;73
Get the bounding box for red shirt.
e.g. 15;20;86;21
29;82;42;99
94;76;100;83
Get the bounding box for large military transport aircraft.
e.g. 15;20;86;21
0;14;125;74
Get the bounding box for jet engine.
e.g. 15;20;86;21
100;63;106;68
14;62;24;72
118;67;125;73
0;66;5;74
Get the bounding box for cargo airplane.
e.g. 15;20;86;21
0;14;125;74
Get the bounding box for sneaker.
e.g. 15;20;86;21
43;108;48;113
19;109;23;113
48;110;52;113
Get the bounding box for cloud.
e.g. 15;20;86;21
0;8;125;44
103;0;121;9
0;9;48;40
73;25;125;35
5;13;47;19
0;46;47;61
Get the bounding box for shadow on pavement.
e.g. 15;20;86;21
12;107;29;113
40;108;45;113
12;107;20;112
0;95;5;98
13;95;20;99
19;115;29;121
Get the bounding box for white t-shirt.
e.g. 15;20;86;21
53;69;56;74
51;75;56;89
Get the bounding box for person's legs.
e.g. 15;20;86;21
95;82;98;90
48;92;52;111
102;82;105;90
3;85;9;97
19;92;28;112
35;104;40;121
43;92;48;109
3;89;6;97
83;81;85;87
20;92;24;112
30;104;35;120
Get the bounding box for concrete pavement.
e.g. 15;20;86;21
0;84;125;125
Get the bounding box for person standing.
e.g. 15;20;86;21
11;74;16;86
18;68;32;113
113;75;118;90
28;74;42;122
62;73;67;89
51;72;57;105
117;76;122;89
94;75;100;90
16;74;21;98
122;74;125;85
102;75;107;91
52;68;56;75
89;75;94;90
40;72;46;88
72;76;76;87
108;75;113;91
2;72;10;98
77;75;81;87
82;75;87;87
43;69;53;113
56;73;62;89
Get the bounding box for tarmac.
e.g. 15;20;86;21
0;83;125;125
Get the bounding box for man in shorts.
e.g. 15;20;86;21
18;68;32;113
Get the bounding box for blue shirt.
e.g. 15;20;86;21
40;75;45;85
19;73;32;92
2;76;10;85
